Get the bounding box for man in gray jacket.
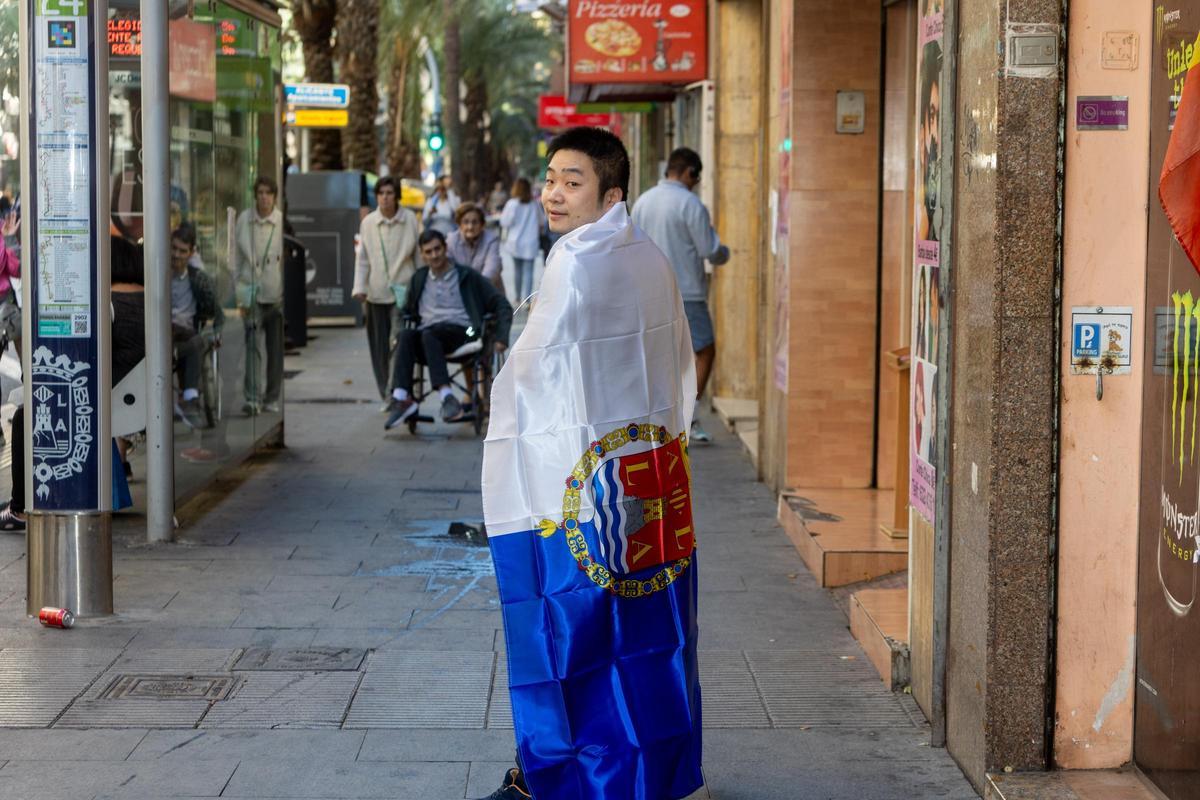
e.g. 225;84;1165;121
631;147;729;443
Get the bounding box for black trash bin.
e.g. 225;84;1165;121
282;232;308;348
285;171;368;326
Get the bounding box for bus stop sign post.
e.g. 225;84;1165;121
20;0;113;617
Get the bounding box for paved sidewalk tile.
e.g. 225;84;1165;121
221;759;468;798
129;729;366;761
0;728;148;760
0;758;237;798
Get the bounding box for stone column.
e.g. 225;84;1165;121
946;0;1064;789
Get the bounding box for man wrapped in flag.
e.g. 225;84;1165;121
479;127;702;800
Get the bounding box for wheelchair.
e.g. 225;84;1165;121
172;322;222;430
401;313;501;437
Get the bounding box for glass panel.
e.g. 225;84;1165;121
104;1;282;502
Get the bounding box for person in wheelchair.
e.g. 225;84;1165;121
384;229;512;430
170;224;224;428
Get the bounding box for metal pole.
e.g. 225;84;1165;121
21;0;113;617
142;0;174;542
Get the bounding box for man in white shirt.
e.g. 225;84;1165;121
234;175;285;415
631;148;729;443
353;177;419;403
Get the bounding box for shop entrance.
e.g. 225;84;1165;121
1135;3;1200;797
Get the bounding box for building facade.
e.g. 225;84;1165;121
589;0;1197;796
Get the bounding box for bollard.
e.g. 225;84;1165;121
26;514;112;618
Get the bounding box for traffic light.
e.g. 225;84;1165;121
428;120;445;152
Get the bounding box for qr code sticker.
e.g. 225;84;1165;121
72;314;88;335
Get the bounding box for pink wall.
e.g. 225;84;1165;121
1056;0;1152;769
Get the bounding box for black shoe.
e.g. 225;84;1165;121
384;397;418;430
441;393;463;422
474;768;531;800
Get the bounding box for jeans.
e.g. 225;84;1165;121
512;257;535;304
174;330;205;393
365;302;400;399
244;302;284;406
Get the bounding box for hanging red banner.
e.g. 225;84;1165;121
537;95;616;129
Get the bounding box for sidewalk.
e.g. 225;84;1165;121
0;327;978;800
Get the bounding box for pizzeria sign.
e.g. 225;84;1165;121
568;0;707;85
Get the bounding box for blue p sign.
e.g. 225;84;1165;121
1073;323;1101;358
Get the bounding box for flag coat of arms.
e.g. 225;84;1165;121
483;202;702;799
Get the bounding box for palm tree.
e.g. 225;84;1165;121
336;0;381;172
291;0;343;169
441;0;462;187
459;3;553;199
379;0;438;179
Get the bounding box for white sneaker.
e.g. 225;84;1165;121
690;419;711;444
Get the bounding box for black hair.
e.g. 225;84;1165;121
171;222;196;249
110;235;144;285
375;176;399;196
418;229;446;248
546;126;630;203
254;175;278;196
666;147;702;179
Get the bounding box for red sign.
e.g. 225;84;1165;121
537;95;616;129
568;0;707;85
169;19;217;102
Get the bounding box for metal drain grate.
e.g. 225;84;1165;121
234;647;366;672
101;674;237;701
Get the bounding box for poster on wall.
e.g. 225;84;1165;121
773;0;793;394
909;0;944;523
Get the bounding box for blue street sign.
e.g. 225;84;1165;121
1072;322;1101;359
285;82;350;109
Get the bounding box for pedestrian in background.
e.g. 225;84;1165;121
632;147;730;443
423;175;460;236
486;180;509;216
234;175;285;416
0;197;21;361
353;177;419;404
499;178;544;306
170;223;223;429
447;203;503;293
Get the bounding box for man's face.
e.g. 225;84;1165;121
459;212;483;242
421;239;449;271
542;149;618;234
924;81;941;158
377;185;398;217
170;238;192;273
679;166;701;192
255;185;276;217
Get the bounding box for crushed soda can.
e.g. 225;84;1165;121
38;607;74;629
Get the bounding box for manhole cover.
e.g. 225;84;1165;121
234;647;366;671
102;674;237;701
